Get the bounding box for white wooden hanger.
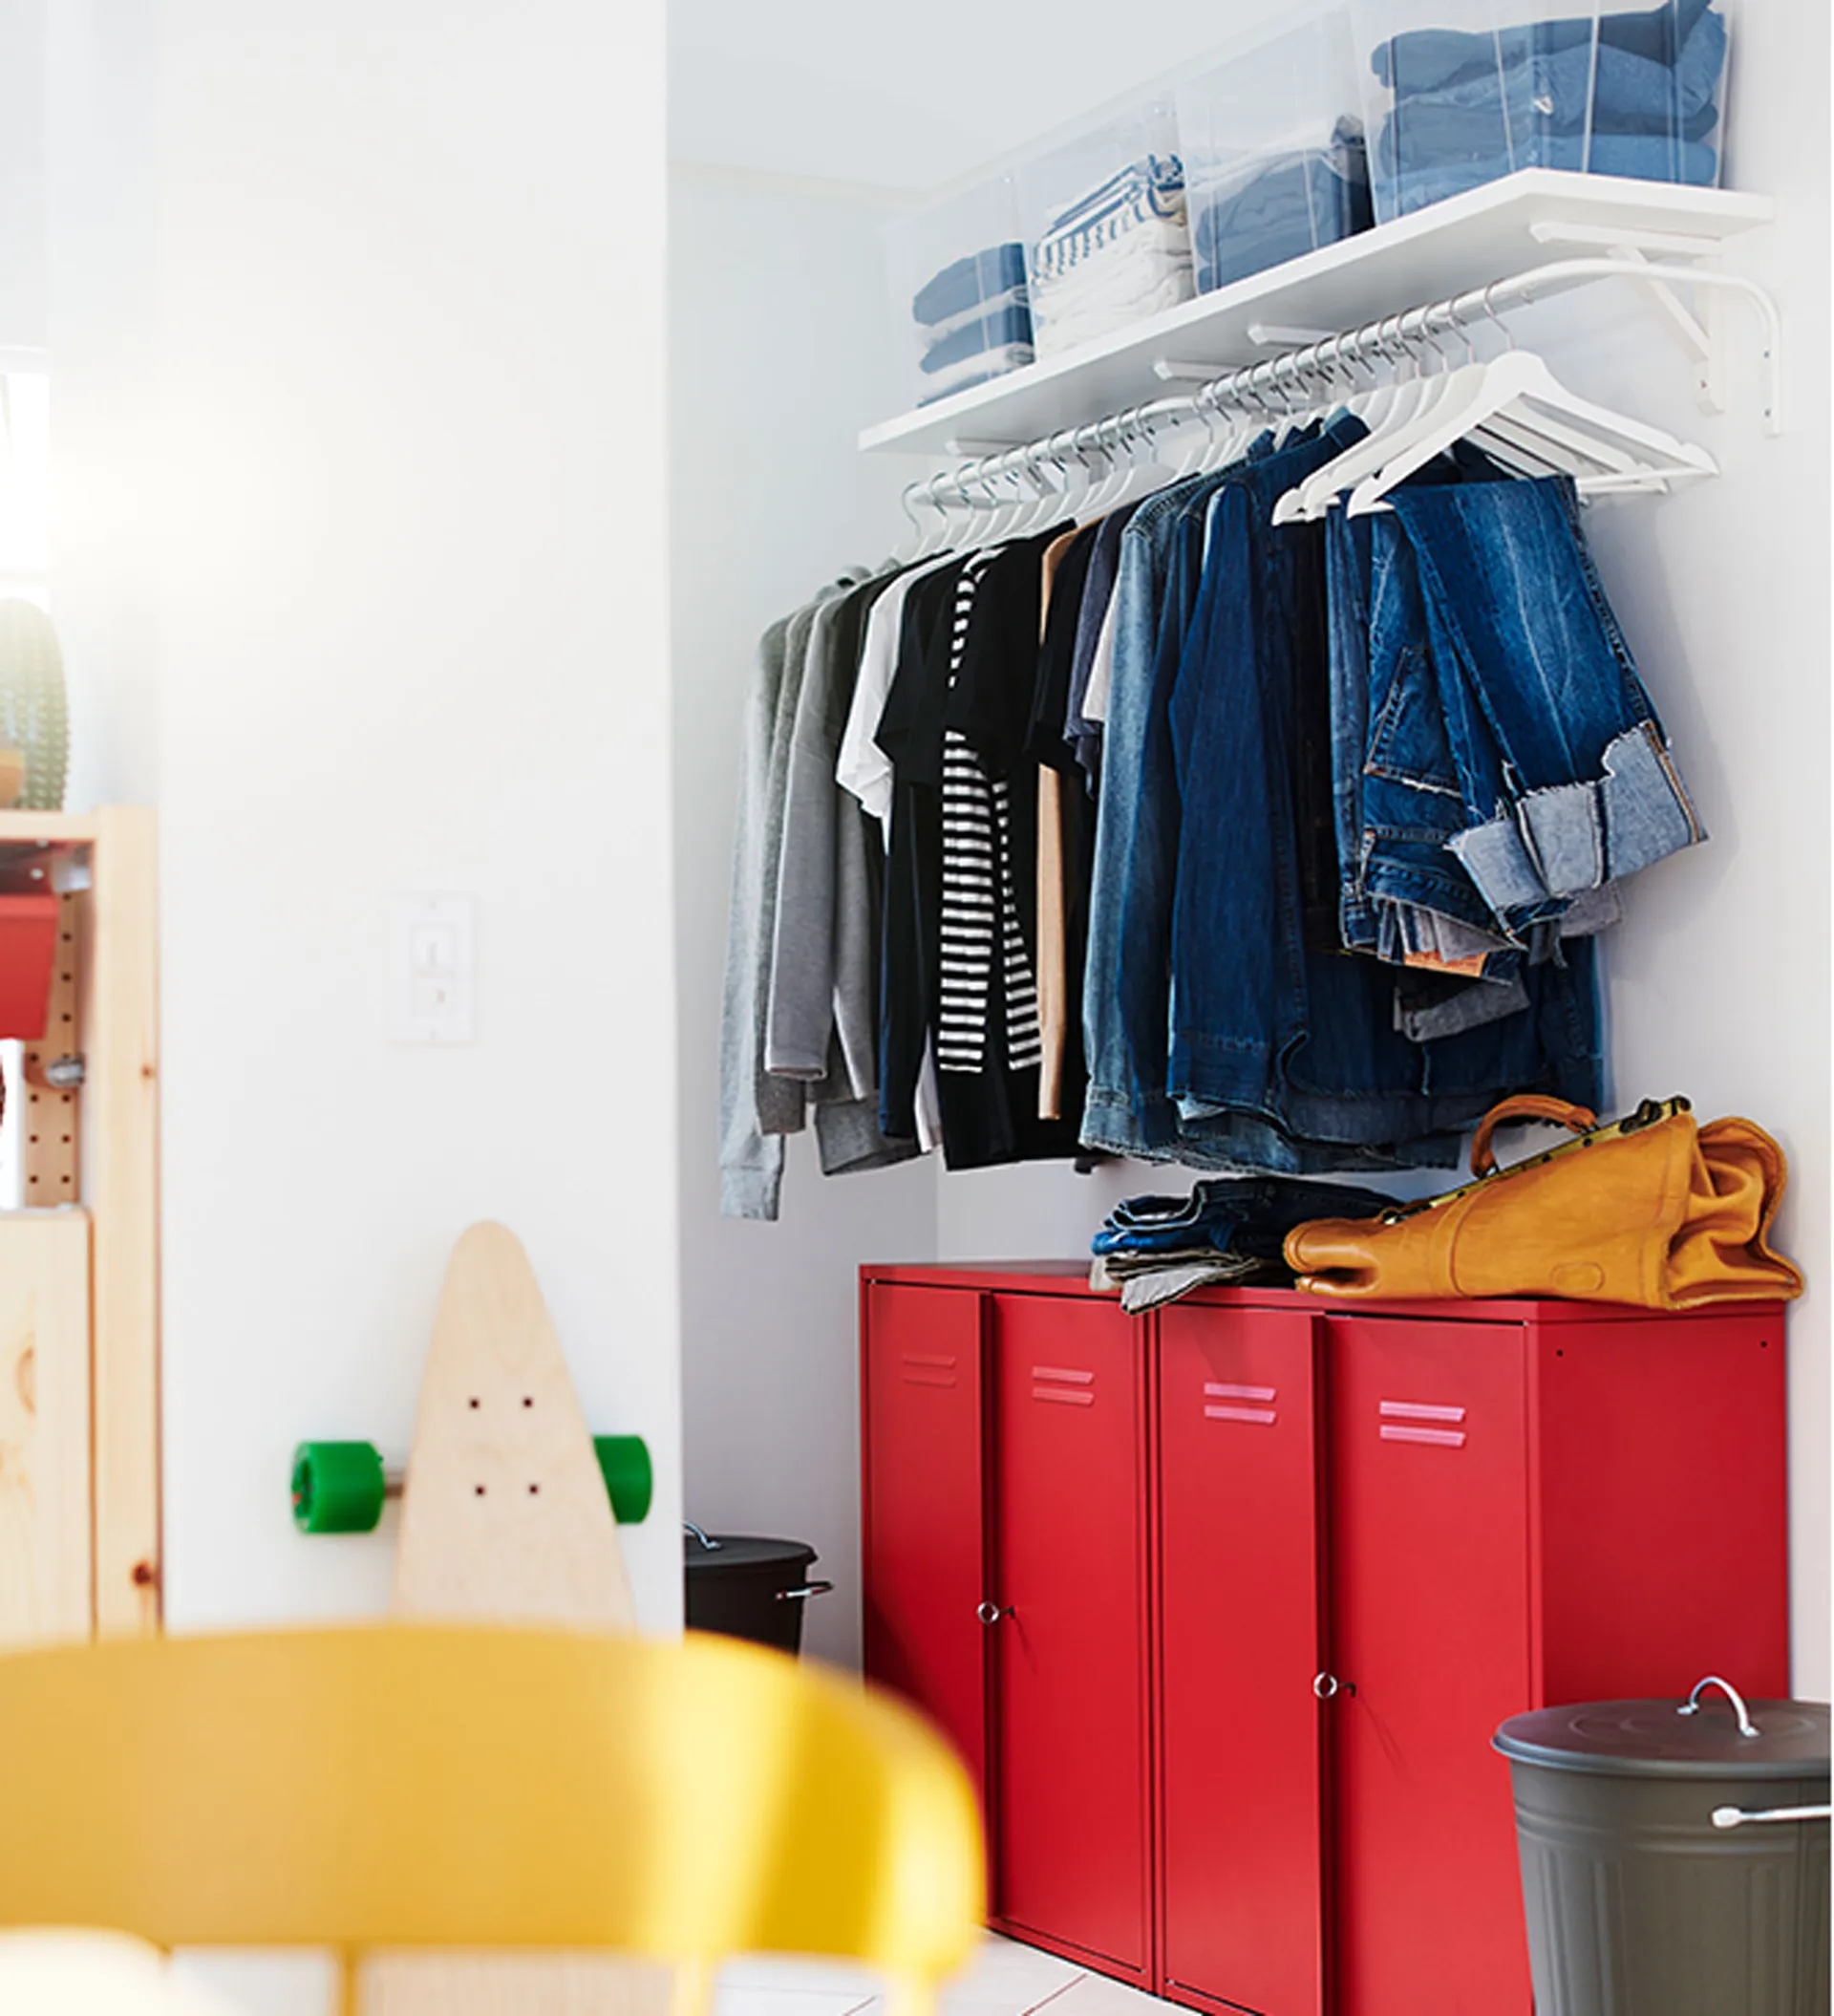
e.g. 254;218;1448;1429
1077;411;1149;522
1166;382;1224;481
974;460;1030;547
1273;315;1454;524
908;474;953;561
895;480;930;566
1003;448;1058;542
1072;425;1127;525
1347;346;1717;516
1105;409;1180;511
1067;423;1116;525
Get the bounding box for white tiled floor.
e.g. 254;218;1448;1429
167;1933;1176;2015
715;1934;1173;2016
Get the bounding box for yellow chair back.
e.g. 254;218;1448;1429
0;1625;982;2008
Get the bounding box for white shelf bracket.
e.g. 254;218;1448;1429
1527;220;1745;416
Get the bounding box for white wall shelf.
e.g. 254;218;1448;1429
860;172;1775;459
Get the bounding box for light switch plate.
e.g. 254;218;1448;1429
389;895;474;1043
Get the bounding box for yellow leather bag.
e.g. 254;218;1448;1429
1286;1095;1804;1309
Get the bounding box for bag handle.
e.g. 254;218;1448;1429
1469;1096;1598;1179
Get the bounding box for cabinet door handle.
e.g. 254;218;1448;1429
1314;1672;1355;1700
977;1600;1010;1625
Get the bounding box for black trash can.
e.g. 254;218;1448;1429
682;1525;832;1655
1494;1677;1830;2016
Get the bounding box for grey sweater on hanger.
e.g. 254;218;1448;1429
766;569;893;1100
719;584;918;1221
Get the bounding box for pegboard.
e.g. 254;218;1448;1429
20;890;79;1209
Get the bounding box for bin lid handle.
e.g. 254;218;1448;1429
1713;1802;1831;1829
1679;1674;1759;1739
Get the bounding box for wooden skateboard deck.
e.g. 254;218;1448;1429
392;1221;636;1629
367;1224;667;2016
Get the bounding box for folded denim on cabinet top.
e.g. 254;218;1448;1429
1094;1176;1399;1260
1090;1176;1400;1311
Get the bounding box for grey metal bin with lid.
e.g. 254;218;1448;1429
1494;1676;1830;2016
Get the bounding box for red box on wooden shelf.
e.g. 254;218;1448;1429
0;892;60;1039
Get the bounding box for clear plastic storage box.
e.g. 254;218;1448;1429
1014;97;1194;359
1176;11;1375;295
884;173;1034;411
1351;0;1732;224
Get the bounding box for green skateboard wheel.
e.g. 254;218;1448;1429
593;1434;652;1525
291;1441;386;1534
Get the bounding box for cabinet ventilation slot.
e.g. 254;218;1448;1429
1205;1381;1277;1426
1032;1365;1096;1407
1379;1400;1467;1448
1381;1425;1467;1448
901;1353;958;1390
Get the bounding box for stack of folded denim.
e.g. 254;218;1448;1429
1030;155;1194;355
1090;1177;1397;1312
1372;0;1728;215
913;243;1035;406
1190;120;1374;293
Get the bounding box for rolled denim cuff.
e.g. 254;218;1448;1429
1395;971;1531;1043
1557;881;1625;938
1448;722;1704;929
1360;847;1502;939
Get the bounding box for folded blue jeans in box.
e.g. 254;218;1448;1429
1376;3;1725;132
1380;136;1719;215
920;300;1035;378
1373;0;1718;94
911;242;1027;328
1190;125;1373;292
1373;0;1726;204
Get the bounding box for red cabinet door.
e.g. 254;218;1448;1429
1158;1305;1324;2016
1325;1317;1535;2016
991;1294;1151;1981
862;1283;989;1803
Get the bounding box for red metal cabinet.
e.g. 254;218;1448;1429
990;1293;1152;1983
860;1282;989;1803
859;1268;1791;2016
1157;1305;1325;2016
1527;1312;1790;1705
1325;1318;1537;2016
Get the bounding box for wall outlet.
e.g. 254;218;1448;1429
389;895;474;1043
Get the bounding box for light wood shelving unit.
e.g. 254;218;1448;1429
0;806;159;1644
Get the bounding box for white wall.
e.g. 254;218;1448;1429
47;0;681;1639
1516;0;1830;1691
670;164;938;1668
670;0;1314;191
672;0;1832;1697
